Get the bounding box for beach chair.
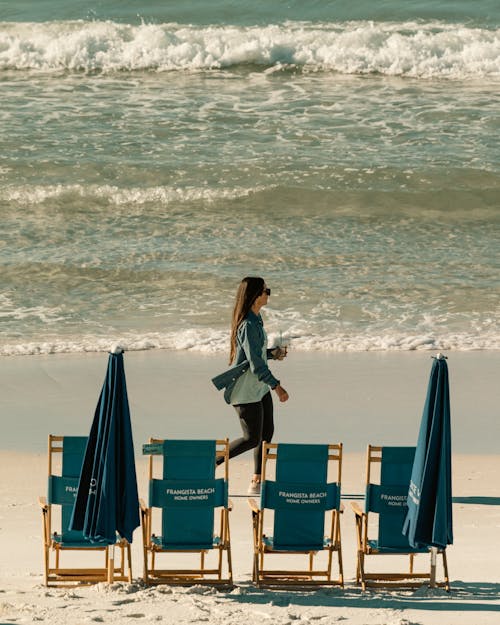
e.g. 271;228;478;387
248;442;344;588
351;445;450;590
38;435;132;586
140;438;233;587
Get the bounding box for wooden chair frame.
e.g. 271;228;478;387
39;435;132;586
351;445;450;591
140;438;233;587
249;442;344;588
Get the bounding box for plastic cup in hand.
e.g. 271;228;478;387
278;331;290;359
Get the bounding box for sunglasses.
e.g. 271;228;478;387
263;288;271;296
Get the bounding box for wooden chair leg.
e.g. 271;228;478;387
127;543;133;582
217;547;223;580
254;551;260;585
326;546;333;582
359;552;366;591
225;518;233;584
228;547;234;585
442;550;450;591
337;546;344;586
118;543;125;577
107;546;115;583
143;549;150;584
336;516;344;586
43;545;49;586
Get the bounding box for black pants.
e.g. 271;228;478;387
220;392;274;474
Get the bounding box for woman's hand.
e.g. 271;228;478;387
271;346;288;361
274;384;289;402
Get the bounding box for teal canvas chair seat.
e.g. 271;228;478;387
366;539;429;555
262;535;334;551
351;446;449;590
249;442;344;588
51;536;106;548
140;439;233;586
150;535;223;550
39;435;132;586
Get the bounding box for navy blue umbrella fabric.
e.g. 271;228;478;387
70;351;140;544
403;356;453;550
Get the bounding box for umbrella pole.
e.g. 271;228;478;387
107;545;115;583
429;547;437;587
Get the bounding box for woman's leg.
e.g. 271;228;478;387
225;401;264;464
253;392;274;475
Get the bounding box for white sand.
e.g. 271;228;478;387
2;349;499;453
0;350;499;624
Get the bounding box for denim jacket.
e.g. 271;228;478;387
211;311;279;404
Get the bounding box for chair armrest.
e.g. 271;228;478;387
227;498;233;511
139;498;148;512
247;498;260;513
339;502;345;513
350;501;365;517
38;496;48;511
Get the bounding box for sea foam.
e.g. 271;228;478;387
2;183;272;206
1;20;499;79
2;329;499;357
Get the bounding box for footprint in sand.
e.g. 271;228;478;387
0;601;15;616
111;598;136;606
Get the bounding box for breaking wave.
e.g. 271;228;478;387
1;20;499;79
1;183;272;206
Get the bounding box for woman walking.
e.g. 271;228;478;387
218;276;289;495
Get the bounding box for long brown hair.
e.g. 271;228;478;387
229;276;265;364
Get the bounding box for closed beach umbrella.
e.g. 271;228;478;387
70;348;140;546
403;354;453;567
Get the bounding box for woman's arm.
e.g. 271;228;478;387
239;319;289;402
238;320;280;388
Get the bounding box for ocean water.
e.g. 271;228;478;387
1;1;499;356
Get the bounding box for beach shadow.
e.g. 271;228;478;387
245;494;500;505
338;495;500;505
342;495;500;505
449;581;500;599
452;496;500;506
225;581;500;612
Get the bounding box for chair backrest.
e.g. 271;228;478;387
261;443;342;550
365;446;415;550
47;435;88;542
143;439;228;549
